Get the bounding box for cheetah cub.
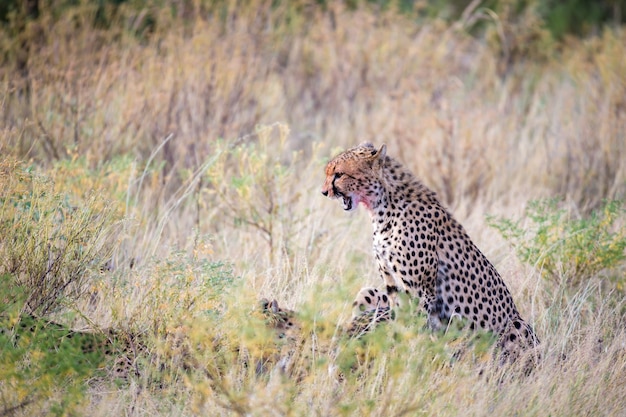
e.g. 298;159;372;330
321;143;539;363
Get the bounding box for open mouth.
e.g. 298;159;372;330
340;193;354;211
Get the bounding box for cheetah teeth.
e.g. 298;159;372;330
342;195;353;211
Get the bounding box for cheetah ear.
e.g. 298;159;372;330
376;144;387;160
367;144;386;159
370;144;386;166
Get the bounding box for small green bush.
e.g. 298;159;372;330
488;199;626;290
0;274;107;417
204;123;309;264
140;244;237;333
0;158;121;315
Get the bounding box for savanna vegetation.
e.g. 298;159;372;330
1;0;625;415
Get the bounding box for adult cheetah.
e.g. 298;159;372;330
321;143;539;362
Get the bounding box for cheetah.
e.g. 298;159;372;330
0;312;143;379
321;143;539;363
258;298;300;341
255;299;303;375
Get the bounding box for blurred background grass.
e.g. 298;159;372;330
1;1;625;416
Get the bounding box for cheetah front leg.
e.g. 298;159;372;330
373;254;403;310
376;252;443;330
351;287;391;318
346;287;394;337
422;292;445;331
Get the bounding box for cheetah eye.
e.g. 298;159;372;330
334;172;343;179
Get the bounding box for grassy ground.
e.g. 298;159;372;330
1;2;626;416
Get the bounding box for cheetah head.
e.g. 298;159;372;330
321;143;387;212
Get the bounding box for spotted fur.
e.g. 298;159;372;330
346;287;394;337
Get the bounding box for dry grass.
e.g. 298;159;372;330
1;2;626;416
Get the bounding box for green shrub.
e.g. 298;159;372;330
0;158;121;315
0;274;108;416
488;199;626;290
140;244;237;333
204;123;310;264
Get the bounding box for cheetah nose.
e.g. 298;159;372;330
321;189;328;196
